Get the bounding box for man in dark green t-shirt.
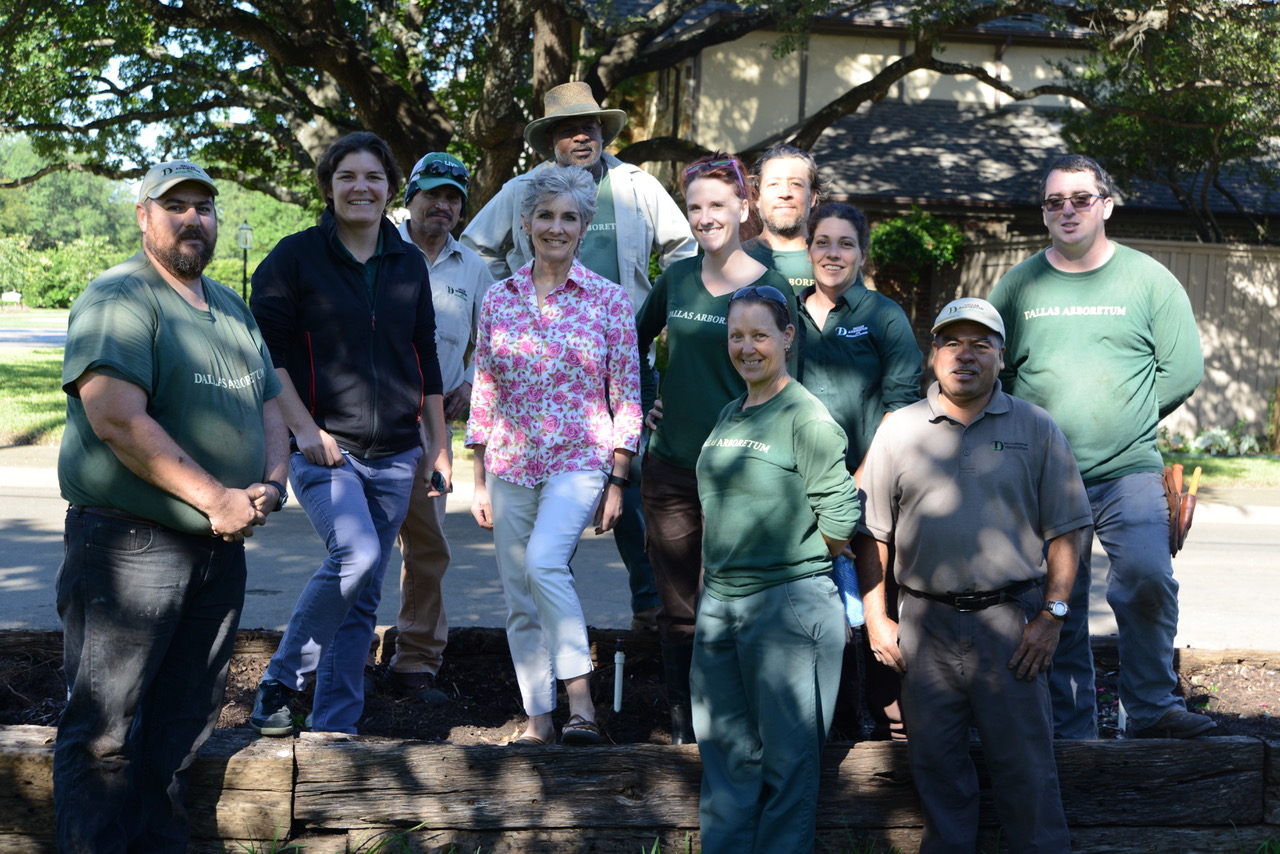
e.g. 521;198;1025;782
54;161;289;853
742;143;822;295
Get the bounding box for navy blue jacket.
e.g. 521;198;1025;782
251;209;442;459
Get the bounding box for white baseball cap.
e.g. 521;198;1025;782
931;297;1006;339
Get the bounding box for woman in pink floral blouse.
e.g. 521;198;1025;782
466;165;642;745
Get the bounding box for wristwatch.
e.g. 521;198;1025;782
606;474;631;489
265;480;289;512
1043;600;1070;621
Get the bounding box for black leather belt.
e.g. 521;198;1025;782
903;577;1043;613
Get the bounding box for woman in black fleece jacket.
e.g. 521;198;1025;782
248;132;449;736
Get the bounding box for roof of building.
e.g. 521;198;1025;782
812;100;1280;219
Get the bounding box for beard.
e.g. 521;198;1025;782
555;147;602;170
146;228;215;279
762;209;806;240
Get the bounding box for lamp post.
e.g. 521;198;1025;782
236;222;254;301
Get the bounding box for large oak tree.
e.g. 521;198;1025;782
1;0;1276;236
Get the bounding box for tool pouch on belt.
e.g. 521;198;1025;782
1162;465;1182;557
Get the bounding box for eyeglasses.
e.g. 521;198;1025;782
730;284;789;306
683;158;746;191
1042;193;1106;212
413;159;470;189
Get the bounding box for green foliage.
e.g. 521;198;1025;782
0;234;130;308
1161;421;1266;457
0;0;494;204
204;182;316;291
868;208;966;285
1055;2;1280;242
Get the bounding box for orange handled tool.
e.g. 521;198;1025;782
1176;466;1202;552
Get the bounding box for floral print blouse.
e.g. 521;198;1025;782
466;259;642;488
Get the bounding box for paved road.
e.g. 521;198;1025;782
0;328;67;349
2;444;1278;650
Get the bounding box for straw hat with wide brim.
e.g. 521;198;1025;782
523;82;628;159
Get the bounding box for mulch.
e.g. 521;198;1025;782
2;627;1276;743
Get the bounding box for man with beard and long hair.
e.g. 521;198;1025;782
54;161;289;853
742;143;824;294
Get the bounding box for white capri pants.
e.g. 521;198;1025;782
487;468;606;715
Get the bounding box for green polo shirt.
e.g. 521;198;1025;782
697;380;861;600
579;171;622;287
796;280;923;469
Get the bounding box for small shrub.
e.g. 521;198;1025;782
1158;426;1190;453
1191;419;1264;456
869;207;967;285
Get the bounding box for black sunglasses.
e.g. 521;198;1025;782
730;284;789;306
415;160;470;188
1042;192;1105;212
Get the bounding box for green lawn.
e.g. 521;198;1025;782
0;348;65;446
1161;452;1280;488
0;308;71;329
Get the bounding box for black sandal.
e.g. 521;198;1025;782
560;713;603;745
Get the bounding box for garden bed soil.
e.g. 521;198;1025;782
1;627;1277;743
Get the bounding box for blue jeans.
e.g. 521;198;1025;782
1051;471;1183;737
691;574;845;854
54;506;246;854
267;447;421;733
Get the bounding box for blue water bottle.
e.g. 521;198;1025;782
833;554;865;627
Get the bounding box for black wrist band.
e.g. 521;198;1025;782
606;474;631;489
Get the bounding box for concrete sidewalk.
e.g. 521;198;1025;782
2;444;1278;650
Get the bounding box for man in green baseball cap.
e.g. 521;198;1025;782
385;152;493;704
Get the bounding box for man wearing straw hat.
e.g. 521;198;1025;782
463;81;695;632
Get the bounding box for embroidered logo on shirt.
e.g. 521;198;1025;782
991;441;1029;451
192;369;265;390
835;325;869;338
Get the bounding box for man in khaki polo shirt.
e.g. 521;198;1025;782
855;298;1091;854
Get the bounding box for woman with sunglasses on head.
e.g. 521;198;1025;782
635;152;795;744
467;164;641;746
248;131;450;736
694;285;859;853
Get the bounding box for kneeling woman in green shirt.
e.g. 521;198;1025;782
692;284;860;854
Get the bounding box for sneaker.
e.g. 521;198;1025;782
1133;708;1218;739
388;669;449;705
250;679;295;737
